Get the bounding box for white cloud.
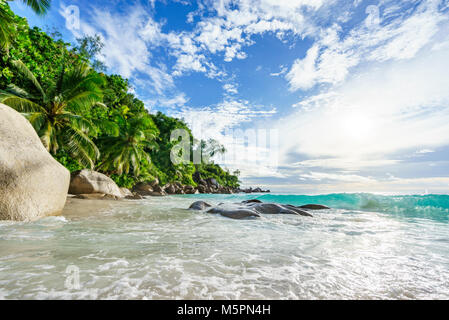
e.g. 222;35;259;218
223;83;238;94
279;44;449;163
416;149;435;154
60;3;174;95
270;65;288;77
292;158;401;170
268;176;449;194
286;0;449;90
300;171;377;183
150;93;189;109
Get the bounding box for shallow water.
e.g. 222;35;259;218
0;193;448;299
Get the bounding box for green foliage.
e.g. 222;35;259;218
97;112;159;176
0;6;240;190
109;173;138;189
1;1;51;51
0;60;104;168
197;163;241;189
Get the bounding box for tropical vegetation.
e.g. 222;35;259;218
0;2;241;189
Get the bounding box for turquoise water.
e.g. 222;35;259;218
239;193;449;222
0;193;448;299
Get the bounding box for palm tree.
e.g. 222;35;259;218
0;60;106;168
1;0;52;50
98;113;159;176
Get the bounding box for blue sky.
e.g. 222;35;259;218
10;0;449;194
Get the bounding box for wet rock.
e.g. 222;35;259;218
245;203;312;217
188;199;318;220
242;199;263;204
207;207;260;220
298;204;330;210
189;201;212;210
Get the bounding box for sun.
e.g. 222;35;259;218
339;112;375;140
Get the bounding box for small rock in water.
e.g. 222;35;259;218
189;201;212;210
298;204;330;210
241;199;263;204
207;207;260;220
251;203;313;217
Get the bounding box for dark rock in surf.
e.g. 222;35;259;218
241;199;263;204
207;207;260;220
189;201;212;210
188;199;320;219
298;204;330;210
247;203;313;217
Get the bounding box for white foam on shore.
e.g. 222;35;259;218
0;196;448;299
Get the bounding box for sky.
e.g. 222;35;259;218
10;0;449;194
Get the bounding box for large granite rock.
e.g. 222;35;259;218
69;169;123;198
0;103;70;221
188;199;324;220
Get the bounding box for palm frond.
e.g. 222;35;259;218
0;4;14;51
20;0;52;15
58;112;96;134
65;90;103;112
64;127;100;168
23;111;46;132
96;119;120;137
0;91;44;112
5;84;34;98
40;121;54;151
11;60;46;99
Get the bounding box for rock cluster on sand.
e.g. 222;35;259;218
129;177;270;197
188;200;330;220
0;103;70;221
69;171;272;200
